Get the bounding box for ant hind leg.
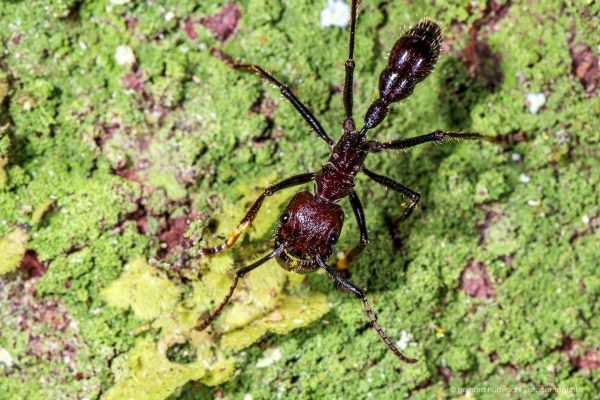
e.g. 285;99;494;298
316;256;417;364
210;48;335;147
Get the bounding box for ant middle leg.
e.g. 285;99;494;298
210;48;335;147
199;172;315;256
316;256;417;364
366;130;493;152
362;168;421;223
337;190;369;270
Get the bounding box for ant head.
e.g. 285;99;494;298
275;191;344;261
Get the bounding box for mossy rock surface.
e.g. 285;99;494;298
0;1;598;399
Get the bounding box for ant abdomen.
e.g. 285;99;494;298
364;20;442;130
388;20;441;81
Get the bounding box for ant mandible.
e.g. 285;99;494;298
196;1;491;363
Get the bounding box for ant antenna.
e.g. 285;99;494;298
196;245;285;331
316;256;417;363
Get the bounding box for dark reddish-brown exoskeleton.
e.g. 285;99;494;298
196;2;491;363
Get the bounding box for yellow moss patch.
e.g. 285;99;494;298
103;337;234;400
218;260;289;331
221;292;330;350
221;324;268;350
101;257;181;321
30;200;53;226
0;228;29;275
262;293;330;334
102;255;330;397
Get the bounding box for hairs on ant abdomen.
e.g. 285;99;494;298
196;1;496;363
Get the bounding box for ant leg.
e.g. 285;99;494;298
196;245;285;331
210;48;335;147
316;256;417;364
343;0;360;120
367;130;493;152
337;190;368;270
199;172;315;256
362;168;421;222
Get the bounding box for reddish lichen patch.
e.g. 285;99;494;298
19;250;47;280
493;131;528;145
182;18;199;40
575;349;600;370
123;205;150;234
120;68;169;121
4;279;79;367
438;365;454;384
158;214;199;257
121;68;156;106
95;123;120;147
464;33;502;88
569;40;599;94
122;69;146;94
463;0;510;88
109;133;155;190
249;95;282;146
559;336;600;371
114;166;146;186
460;260;496;299
200;3;242;42
250;96;278;118
11;34;22;45
124;16;139;33
475;203;502;245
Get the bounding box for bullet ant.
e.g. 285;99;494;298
196;1;494;363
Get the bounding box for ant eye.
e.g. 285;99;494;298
328;233;337;243
281;213;290;224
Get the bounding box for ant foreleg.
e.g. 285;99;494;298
337;190;368;270
210;48;335;148
196;245;285;331
362;168;421;222
316;256;417;364
199;172;315;256
366;130;493;152
343;0;360;120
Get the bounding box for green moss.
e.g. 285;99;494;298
101;257;182;321
0;0;598;399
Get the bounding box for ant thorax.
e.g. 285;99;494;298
315;130;369;202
